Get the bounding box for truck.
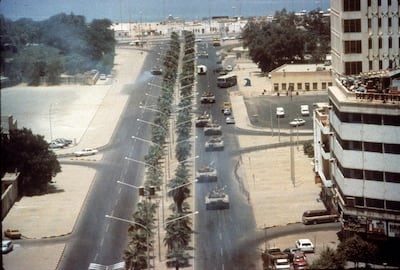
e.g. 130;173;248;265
262;248;290;270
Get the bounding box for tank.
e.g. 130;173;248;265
196;165;217;182
205;187;229;210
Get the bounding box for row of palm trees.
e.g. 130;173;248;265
123;30;197;270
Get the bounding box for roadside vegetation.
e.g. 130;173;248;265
0;128;61;195
0;13;115;86
123;31;196;270
241;8;330;73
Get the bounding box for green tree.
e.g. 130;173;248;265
167;164;191;213
0;128;61;195
85;19;115;60
337;235;378;268
309;246;345;269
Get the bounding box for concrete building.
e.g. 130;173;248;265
270;63;333;94
330;0;400;75
314;0;400;240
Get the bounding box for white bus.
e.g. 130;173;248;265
217;74;237;88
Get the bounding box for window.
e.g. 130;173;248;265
368;38;372;49
385;172;400;183
368;18;371;29
281;83;287;91
384;144;400;154
386;200;400;211
313;82;318;90
289;83;294;91
379;60;383;70
344;40;362;53
379;37;382;48
344;19;361;32
363;114;381;125
345;61;362;75
364;142;383;153
378;18;382;28
366;198;384;209
274;83;279;91
378;0;381;6
305;83;310;91
389;37;392;49
297;83;302;90
389;18;392;28
383;115;400;126
365;170;384;181
322;82;327;89
368;0;371;6
344;0;361;11
369;61;373;70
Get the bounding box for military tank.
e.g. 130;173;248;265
203;122;222;136
196;165;217;182
205;186;229;210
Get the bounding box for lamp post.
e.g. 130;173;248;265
105;214;150;270
162;211;199;227
139;105;168;116
137;118;167;132
49;103;57;142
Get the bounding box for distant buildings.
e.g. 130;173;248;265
314;0;400;240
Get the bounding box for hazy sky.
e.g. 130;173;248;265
0;0;330;22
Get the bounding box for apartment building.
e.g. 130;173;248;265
330;0;399;75
313;0;400;240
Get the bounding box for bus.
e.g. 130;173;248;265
217;74;237;88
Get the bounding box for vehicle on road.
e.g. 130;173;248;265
295;239;315;253
225;64;233;71
204;123;222;136
212;37;221;46
221;102;232;112
99;74;107;80
4;229;21;239
205;187;229;210
217;74;237;88
205;136;224;151
196;165;217;182
49;141;65;149
200;92;216;103
300;105;310;116
282;247;301;262
302;209;339;225
197;65;207;75
225;115;235;124
223;108;232;115
2;240;13;254
276;107;285;118
262;248;290;270
150;66;162;75
54;138;73;147
73;148;98;157
289;118;306;127
197;51;208;58
195;112;212;127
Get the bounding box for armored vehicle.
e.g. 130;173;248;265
205;187;229;210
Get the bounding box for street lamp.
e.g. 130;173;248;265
167;179;198;192
137;118;167;132
139;105;168;116
131;135;160;146
162;211;199;227
125;156;159;170
105;214;150;270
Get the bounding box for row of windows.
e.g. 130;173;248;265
336;158;400;183
353;196;400;211
344;37;398;56
368;17;400;28
273;82;332;91
336;184;400;211
335;108;400;125
345;0;395;12
334;130;400;154
332;103;400;126
368;0;394;7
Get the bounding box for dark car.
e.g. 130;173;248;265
283;247;301;262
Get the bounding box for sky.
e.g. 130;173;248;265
0;0;330;22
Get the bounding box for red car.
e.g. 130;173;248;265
293;252;308;270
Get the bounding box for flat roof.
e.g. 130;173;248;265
272;63;331;73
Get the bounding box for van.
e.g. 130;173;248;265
302;209;339;225
300;105;309;116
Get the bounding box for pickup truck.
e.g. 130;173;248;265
262;248;290;270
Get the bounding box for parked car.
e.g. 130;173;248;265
4;229;21;239
49;141;65;149
225;115;235;124
282;247;301;262
73;148;98;157
99;74;107;80
2;240;13;253
293;252;307;264
295;239;315;253
54;138;73;146
289;118;306;127
223;108;232;115
276;107;285;117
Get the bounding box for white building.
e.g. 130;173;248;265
330;0;400;75
314;0;400;239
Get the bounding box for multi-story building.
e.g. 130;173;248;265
314;0;400;240
330;0;399;75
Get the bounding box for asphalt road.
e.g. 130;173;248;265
57;48;165;269
194;42;260;270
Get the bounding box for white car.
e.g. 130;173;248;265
276;107;285;117
289;118;306;127
295;239;315;253
73;148;98;157
223;108;232;115
300;105;310;116
99;74;107;80
225;115;235;124
2;240;13;254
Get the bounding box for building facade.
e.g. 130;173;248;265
313;0;400;240
330;0;400;75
